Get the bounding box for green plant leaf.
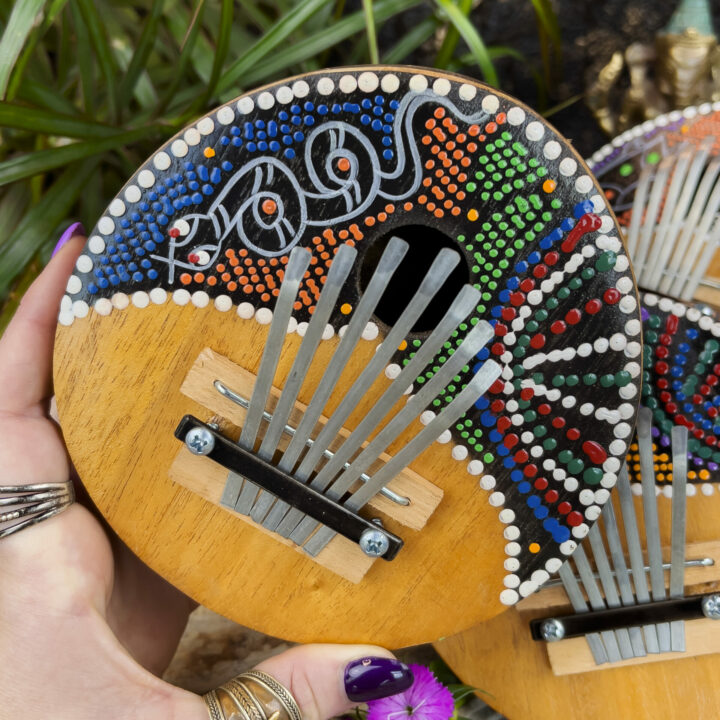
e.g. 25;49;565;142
362;0;379;64
217;0;333;94
383;15;436;64
16;78;80;116
200;0;233;106
0;158;97;298
118;0;164;107
6;0;70;101
434;0;498;86
0;184;31;250
0;102;120;138
70;0;95;116
157;0;206;115
237;0;419;89
0;125;163;187
74;0;118;121
238;0;273;32
529;0;561;49
0;0;47;99
434;0;470;68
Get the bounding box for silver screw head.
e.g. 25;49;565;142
702;594;720;619
359;527;390;557
185;426;215;456
540;618;565;642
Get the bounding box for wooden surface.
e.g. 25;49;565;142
180;347;443;532
54;303;508;646
169;446;376;583
546;617;720;675
436;605;720;720
54;67;643;645
435;491;720;718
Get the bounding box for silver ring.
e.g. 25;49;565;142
0;481;75;540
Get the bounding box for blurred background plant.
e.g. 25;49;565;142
0;0;561;331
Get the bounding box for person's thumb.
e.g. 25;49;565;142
255;644;414;720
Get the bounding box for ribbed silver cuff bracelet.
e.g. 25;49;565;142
0;481;75;539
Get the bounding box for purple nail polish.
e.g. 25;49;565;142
344;657;414;702
52;222;85;257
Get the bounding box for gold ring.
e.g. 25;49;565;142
239;670;302;720
203;670;302;720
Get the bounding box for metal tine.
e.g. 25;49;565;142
644;147;694;291
234;243;357;519
275;238;407;471
221;247;312;508
214;379;408;505
670;425;689;651
294;247;461;479
601;501;647;657
263;248;462;529
625;164;652;259
669;156;720;299
637;406;672;652
634;155;675;283
586;525;636;659
657;142;712;295
572;546;624;663
679;201;720;303
255;237;409;527
302;359;502;556
270;284;483;536
616;462;660;653
558;562;609;665
286;318;493;543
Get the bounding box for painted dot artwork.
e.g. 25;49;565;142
630;292;720;496
587;102;720;225
58;68;641;606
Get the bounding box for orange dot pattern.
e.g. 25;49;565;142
363;203;399;229
625;441;714;485
415;106;500;219
296;226;364;309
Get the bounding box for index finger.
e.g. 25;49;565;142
0;233;86;415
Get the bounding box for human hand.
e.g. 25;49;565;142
0;226;412;720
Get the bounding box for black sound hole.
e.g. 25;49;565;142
358;225;471;334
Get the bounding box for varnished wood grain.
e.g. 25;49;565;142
169;446;375;583
546;617;720;675
435;489;720;718
436;605;720;720
54;303;507;646
180;347;443;532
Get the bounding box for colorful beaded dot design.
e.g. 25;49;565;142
59;68;641;605
588;102;720;226
630;292;720;494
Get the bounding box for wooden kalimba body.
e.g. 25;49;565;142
435;407;720;720
54;67;642;647
435;116;720;717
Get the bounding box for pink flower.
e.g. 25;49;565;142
366;664;455;720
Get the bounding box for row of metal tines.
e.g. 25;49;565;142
553;407;690;663
218;237;501;556
624;139;720;300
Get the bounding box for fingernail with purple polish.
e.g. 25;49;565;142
344;657;414;702
52;222;85;258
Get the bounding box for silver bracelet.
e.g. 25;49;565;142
0;482;75;539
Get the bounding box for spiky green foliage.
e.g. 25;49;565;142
0;0;560;331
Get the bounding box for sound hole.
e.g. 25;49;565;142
358;225;471;334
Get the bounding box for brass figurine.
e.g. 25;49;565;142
587;0;720;135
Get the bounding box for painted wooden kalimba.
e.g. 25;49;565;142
53;67;641;646
588;104;720;303
435;292;720;720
